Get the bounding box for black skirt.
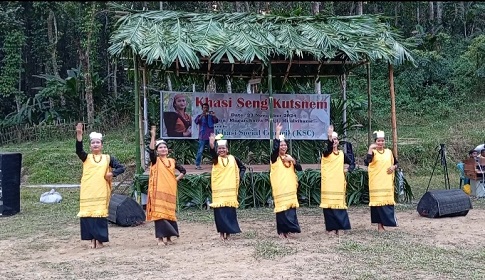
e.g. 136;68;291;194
154;219;179;238
213;207;241;234
80;217;109;242
370;205;398;227
276;208;301;234
322;208;351;231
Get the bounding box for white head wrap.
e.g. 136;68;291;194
332;132;338;139
278;134;285;141
215;133;227;146
156;139;166;147
216;139;227;146
89;132;103;141
373;130;385;139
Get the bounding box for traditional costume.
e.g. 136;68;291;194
209;137;246;237
76;132;125;244
146;139;187;240
320;131;354;232
270;135;303;236
364;130;398;228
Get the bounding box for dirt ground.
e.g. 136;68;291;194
1;206;484;280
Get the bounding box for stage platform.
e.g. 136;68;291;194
185;163;322;175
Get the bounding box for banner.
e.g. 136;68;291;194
160;91;330;140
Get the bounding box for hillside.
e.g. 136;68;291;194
1;100;482;186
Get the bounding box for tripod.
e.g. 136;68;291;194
426;144;451;192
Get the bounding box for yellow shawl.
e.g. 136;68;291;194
320;151;347;209
368;148;395;206
270;156;299;213
210;155;240;208
78;154;111;217
146;157;178;221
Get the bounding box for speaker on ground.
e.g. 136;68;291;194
417;189;472;218
0;152;22;216
108;194;146;226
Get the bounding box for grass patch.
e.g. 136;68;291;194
0;188;79;239
336;235;485;280
253;240;297;260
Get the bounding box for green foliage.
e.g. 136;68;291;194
0;30;26;98
134;167;413;210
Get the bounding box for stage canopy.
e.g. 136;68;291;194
107;5;416;179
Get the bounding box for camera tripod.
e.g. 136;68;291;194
426;144;451;192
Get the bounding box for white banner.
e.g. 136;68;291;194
160;92;330;140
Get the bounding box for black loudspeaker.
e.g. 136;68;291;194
0;153;22;216
417;189;472;218
108;194;146;226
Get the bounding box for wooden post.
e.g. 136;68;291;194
268;62;274;152
133;54;142;204
389;63;398;159
366;62;372;147
341;73;347;153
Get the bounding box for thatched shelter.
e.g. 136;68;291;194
108;7;415;178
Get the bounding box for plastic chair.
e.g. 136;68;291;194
456;162;467;188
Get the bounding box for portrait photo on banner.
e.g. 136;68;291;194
161;92;196;139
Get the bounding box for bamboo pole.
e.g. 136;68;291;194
133;54;142;203
367;63;372;146
389;63;398;159
341;73;347;153
268;62;274;152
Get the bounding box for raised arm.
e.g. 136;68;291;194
322;125;335;157
149;126;158;165
209;133;218;164
364;143;377;166
271;122;283;163
75;122;87;162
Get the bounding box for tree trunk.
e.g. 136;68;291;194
436;1;443;26
80;3;97;125
244;1;250;12
349;2;355;15
113;60;118;98
235;1;242;12
356;1;363;15
47;9;64;107
459;1;466;37
417;2;421;25
312;2;320;15
429;1;434;22
395;3;399;26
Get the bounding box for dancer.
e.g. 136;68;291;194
320;125;354;235
270;122;303;239
75;123;125;249
147;125;186;245
364;130;398;232
208;133;246;241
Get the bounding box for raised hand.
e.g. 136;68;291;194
76;123;83;135
275;122;283;136
150;125;156;137
327;124;334;138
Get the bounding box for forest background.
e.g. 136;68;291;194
0;1;484;187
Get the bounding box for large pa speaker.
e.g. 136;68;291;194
108;194;146;226
417;189;472;218
0;153;22;216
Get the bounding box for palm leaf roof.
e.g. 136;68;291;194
108;8;415;77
